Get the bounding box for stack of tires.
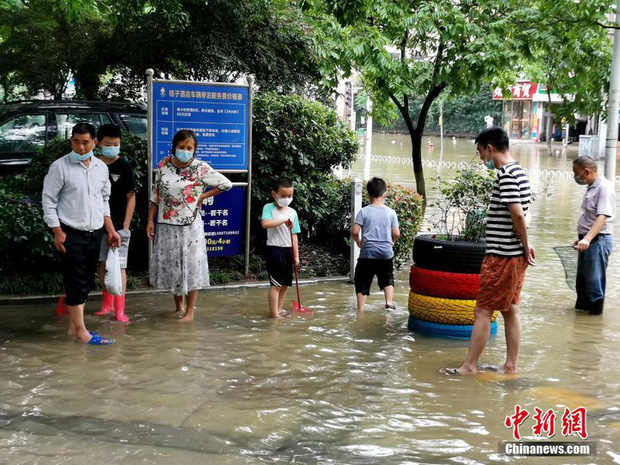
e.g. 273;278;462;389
408;235;499;339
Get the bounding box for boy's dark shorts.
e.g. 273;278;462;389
266;246;293;288
354;257;394;296
61;223;104;306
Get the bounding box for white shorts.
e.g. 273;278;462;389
100;229;131;269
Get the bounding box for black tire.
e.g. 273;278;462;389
412;234;486;274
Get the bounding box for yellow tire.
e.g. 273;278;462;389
408;291;498;325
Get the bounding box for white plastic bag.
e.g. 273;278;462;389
105;248;123;296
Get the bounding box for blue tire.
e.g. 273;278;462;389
407;316;498;339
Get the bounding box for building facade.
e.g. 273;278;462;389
493;80;564;141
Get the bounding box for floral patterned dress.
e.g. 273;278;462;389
150;156;232;294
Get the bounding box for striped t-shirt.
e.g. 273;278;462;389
485;161;531;256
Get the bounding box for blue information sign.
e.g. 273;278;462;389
152;81;249;170
200;186;246;257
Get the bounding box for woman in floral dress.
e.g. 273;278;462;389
147;129;232;321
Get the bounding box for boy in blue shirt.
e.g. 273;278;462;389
352;177;401;311
261;177;301;318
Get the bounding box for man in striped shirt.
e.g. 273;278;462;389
456;127;535;375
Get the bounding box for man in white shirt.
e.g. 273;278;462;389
42;123;120;345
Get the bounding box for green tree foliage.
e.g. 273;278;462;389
385;183;424;267
0;0;108;99
377;87;503;136
428;165;495;242
251;91;358;249
303;0;615;200
104;0;323;98
0;181;58;275
0;0;324;101
511;0;614;145
304;0;525;200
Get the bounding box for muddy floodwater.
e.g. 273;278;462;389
0;134;619;464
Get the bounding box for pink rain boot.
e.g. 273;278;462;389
56;294;69;316
114;295;130;323
95;290;115;316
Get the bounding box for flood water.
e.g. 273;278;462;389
1;133;619;464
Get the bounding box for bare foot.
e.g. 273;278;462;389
501;364;517;374
454;365;477;375
179;314;194;323
74;329;92;343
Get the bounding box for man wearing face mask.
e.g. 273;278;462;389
454;127;534;375
42;123;121;345
94;124;135;323
572;156;615;315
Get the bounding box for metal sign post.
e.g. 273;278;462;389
349;178;362;283
146;69;154;270
245;76;254;276
146;70;253;276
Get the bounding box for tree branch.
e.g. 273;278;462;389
432;26;446;83
415;83;447;137
388;91;415;133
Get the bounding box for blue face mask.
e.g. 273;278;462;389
101;146;120;158
484;149;495;169
175;149;194;163
71;150;93;161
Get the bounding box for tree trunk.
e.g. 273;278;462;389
75;69;101;100
412;84;446;201
546;87;553;148
410;130;426;200
389;84;446;202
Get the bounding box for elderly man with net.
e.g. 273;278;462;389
571;155;615;315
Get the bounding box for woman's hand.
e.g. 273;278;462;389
146;219;155;240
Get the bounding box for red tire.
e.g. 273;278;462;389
410;266;480;300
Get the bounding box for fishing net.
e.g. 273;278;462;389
553;246;578;290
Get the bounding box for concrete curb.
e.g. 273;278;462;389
0;276;352;306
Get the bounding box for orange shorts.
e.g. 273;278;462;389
476;254;528;312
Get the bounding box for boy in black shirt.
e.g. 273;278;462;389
94;124;135;322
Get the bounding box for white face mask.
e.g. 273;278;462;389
275;195;293;207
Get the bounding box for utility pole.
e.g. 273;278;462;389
439;101;444;154
364;96;372;180
604;0;620;183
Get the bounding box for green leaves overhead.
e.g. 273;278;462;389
304;0;616;198
0;0;324;101
514;0;614;119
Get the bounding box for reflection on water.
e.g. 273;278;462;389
0;133;619;464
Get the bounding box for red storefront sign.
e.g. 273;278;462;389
493;82;539;100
